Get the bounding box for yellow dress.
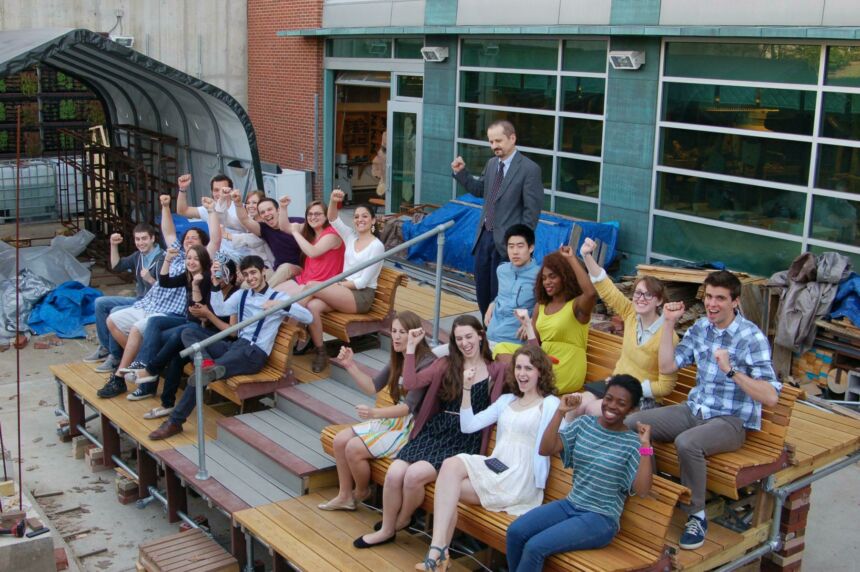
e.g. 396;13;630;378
536;299;588;393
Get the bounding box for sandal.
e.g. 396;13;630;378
415;545;449;571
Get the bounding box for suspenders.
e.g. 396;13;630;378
238;288;280;345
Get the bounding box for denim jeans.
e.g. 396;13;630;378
147;323;210;409
506;499;618;571
136;315;189;365
94;296;135;349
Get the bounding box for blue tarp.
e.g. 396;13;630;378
402;194;619;273
829;272;860;326
28;281;102;338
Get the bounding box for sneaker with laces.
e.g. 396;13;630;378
96;375;127;399
118;360;147;374
94;355;119;373
124;369;158;384
83;346;109;363
127;386;157;401
679;515;708;550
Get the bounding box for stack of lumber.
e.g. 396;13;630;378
636;264;763;287
791;347;835;388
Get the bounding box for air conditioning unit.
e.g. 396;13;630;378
110;35;135;48
263;168;311;217
608;51;645;70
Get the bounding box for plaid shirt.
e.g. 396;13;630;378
676;314;780;430
133;240;187;316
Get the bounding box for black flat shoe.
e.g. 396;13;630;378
353;533;396;549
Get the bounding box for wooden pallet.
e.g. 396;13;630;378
138;528;238;572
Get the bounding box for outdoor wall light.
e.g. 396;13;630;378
421;46;449;62
608;51;645;70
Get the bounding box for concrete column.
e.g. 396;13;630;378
599;36;661;274
420;35;459;206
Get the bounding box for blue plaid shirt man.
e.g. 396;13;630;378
675;313;780;430
132;240;187;316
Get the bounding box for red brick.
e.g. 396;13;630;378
54;547;69;571
781;504;810;526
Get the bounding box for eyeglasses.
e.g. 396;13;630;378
307;212;325;218
632;290;656;301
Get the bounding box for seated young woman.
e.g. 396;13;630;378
317;310;434;511
302;188;385;373
275;197;346;372
576;237;679;415
509;245;596;394
418;345;560;571
353;315;506;549
506;375;653;571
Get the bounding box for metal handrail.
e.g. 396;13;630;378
180;219;455;480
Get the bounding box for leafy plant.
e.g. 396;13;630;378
20;71;38;96
59;131;75;150
85;100;105;125
0;79;6;93
0;104;5;123
0;131;7;151
56;71;74;91
20;103;39;126
59;99;77;120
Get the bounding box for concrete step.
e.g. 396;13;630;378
328;347;387;388
275;378;374;433
216;409;337;495
165;440;299;509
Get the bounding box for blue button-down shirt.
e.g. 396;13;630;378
675;313;780;430
132;240;188;316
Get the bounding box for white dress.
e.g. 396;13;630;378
457;402;544;516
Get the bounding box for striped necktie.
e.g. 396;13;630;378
484;160;505;231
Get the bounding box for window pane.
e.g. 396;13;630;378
656;173;804;235
460;71;556;110
562;40;607;73
456;143;552;190
662;82;815;135
820;93;860;141
397;75;423;98
394;38;423;60
461;39;558;70
816;144;860;194
660;127;811;186
825;46;860;87
459;108;555;150
652;216;799;276
664;42;820;84
555;195;598;220
811;195;860;246
329;38;392;58
559;118;603;157
561;77;605;115
558;158;600;198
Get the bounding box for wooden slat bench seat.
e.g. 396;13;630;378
321;419;690;572
184;320;306;408
586;330;801;500
321;267;407;343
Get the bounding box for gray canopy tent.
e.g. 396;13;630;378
0;27;263;201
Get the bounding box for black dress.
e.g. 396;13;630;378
397;378;491;470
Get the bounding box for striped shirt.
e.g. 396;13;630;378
560;415;640;525
132;240;188;316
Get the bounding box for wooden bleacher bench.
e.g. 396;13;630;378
321;386;690;572
321;267;407;343
586;330;801;500
184;319;306;409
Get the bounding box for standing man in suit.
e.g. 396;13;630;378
452;120;543;322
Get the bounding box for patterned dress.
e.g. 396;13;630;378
397;378;491;470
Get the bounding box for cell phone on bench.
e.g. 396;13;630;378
484;458;509;474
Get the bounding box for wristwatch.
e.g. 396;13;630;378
726;369;736;379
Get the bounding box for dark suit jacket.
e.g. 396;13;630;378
453;151;543;255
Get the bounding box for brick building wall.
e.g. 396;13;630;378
247;0;323;197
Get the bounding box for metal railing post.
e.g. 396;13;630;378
193;349;209;481
432;230;445;346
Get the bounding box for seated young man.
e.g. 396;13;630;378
232;190;304;286
485;224;540;354
86;224;164;370
97;194;221;399
626;270;780;550
148;255;313;439
175;172;248;258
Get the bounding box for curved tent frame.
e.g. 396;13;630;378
0;27;263;201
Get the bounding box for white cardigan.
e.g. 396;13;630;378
460;393;561;490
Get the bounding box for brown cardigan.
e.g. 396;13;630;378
402;354;507;454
